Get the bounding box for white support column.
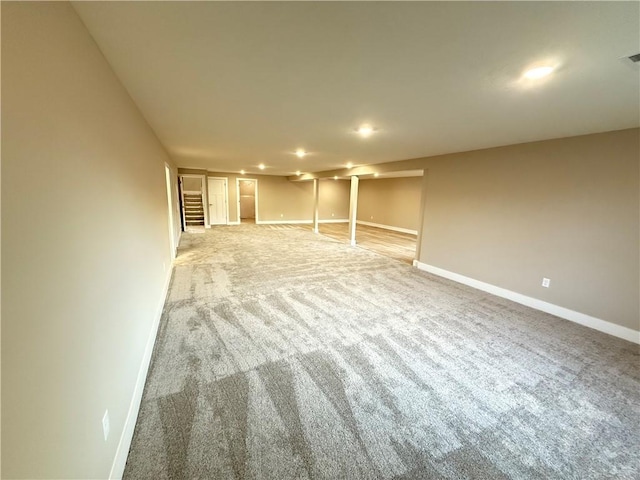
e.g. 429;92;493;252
313;178;319;233
348;175;359;246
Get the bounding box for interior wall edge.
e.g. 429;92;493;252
356;220;418;235
108;266;173;480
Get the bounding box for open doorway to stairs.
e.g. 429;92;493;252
179;174;207;233
237;178;258;224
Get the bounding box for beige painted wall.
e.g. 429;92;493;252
258;175;313;221
239;179;256;195
2;3;177;478
181;176;202;191
318;179;350;220
357;177;422;231
179;170;350;222
418;129;639;331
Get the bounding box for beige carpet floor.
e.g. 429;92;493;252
124;224;639;479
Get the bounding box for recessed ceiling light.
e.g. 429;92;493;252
334;176;338;180
296;170;301;176
295;149;306;158
240;169;245;175
258;163;265;170
523;65;554;79
356;125;375;137
374;173;379;177
346;162;353;169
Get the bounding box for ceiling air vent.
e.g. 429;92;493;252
628;53;640;63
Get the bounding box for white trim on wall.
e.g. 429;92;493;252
109;265;173;479
256;220;311;225
256;219;349;225
319;219;350;224
164;164;176;260
413;261;640;345
356;220;418;235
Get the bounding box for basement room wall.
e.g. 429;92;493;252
357;176;423;232
180;170;348;223
418;128;640;332
253;175;313;222
2;3;176;479
318;179;350;220
182;176;202;191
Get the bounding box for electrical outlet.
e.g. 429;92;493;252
542;277;551;288
102;410;110;441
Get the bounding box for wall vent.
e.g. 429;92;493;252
628;53;640;63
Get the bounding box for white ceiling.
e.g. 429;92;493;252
73;1;639;176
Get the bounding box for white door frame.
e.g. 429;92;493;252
179;174;209;227
164;164;177;259
207;176;229;225
236;178;259;223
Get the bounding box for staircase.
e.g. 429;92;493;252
183;193;205;226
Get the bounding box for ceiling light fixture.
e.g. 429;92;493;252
296;170;301;176
240;169;246;175
523;65;554;80
346;162;353;169
334;176;338;180
258;164;265;170
374;173;379;177
296;149;306;158
356;125;375;137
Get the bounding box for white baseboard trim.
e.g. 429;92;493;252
257;219;312;225
227;221;241;225
356;220;417;235
256;219;349;225
319;219;350;224
109;266;173;479
413;261;639;345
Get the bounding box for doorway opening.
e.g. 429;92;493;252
164;164;177;259
237;178;258;224
179;174;207;233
